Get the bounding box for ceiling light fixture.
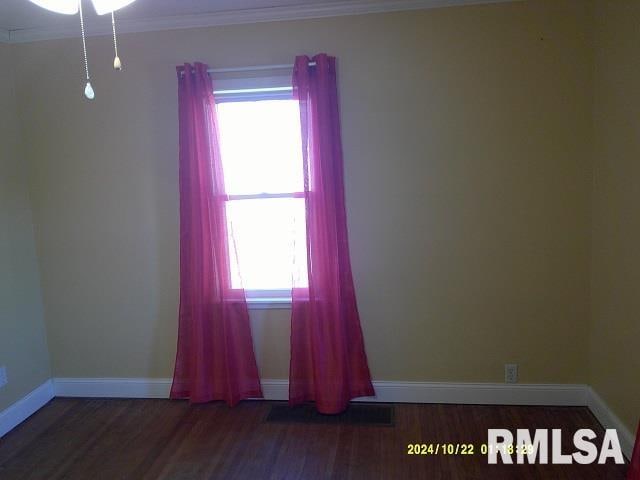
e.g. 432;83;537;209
28;0;137;99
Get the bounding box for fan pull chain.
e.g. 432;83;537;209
111;11;122;70
78;0;94;100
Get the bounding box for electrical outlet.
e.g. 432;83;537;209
0;366;7;388
505;364;518;384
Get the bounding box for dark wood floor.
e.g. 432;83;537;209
0;399;629;479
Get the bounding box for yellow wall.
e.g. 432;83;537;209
0;45;51;412
11;1;594;384
590;0;640;435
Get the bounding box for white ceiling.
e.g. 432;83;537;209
0;0;516;43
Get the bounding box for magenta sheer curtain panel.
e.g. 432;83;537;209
289;54;374;414
170;62;263;406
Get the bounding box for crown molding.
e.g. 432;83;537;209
7;0;520;44
0;28;10;43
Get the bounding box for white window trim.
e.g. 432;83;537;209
214;74;293;103
245;289;293;309
227;192;303;201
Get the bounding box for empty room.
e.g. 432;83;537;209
0;0;639;478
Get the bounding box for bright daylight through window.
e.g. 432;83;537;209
216;99;308;296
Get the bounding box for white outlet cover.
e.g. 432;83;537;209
505;364;518;384
0;366;7;388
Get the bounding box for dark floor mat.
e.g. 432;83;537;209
265;403;394;426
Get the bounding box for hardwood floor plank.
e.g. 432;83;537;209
64;400;189;479
0;399;629;479
0;398;74;465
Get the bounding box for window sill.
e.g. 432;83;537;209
246;297;292;310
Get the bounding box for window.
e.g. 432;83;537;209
216;91;308;305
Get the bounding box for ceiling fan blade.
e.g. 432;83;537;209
91;0;137;15
28;0;78;15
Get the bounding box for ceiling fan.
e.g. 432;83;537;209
28;0;138;99
29;0;136;15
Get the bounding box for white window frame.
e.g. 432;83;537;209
215;78;304;309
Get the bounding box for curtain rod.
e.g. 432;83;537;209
206;62;316;74
179;62;317;77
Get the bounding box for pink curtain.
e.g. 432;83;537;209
289;54;374;414
170;62;262;406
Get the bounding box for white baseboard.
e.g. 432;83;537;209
53;378;172;399
5;378;635;461
361;381;588;405
257;380;589;406
587;386;635;459
53;378;288;400
0;380;55;438
53;377;587;406
260;379;289;400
